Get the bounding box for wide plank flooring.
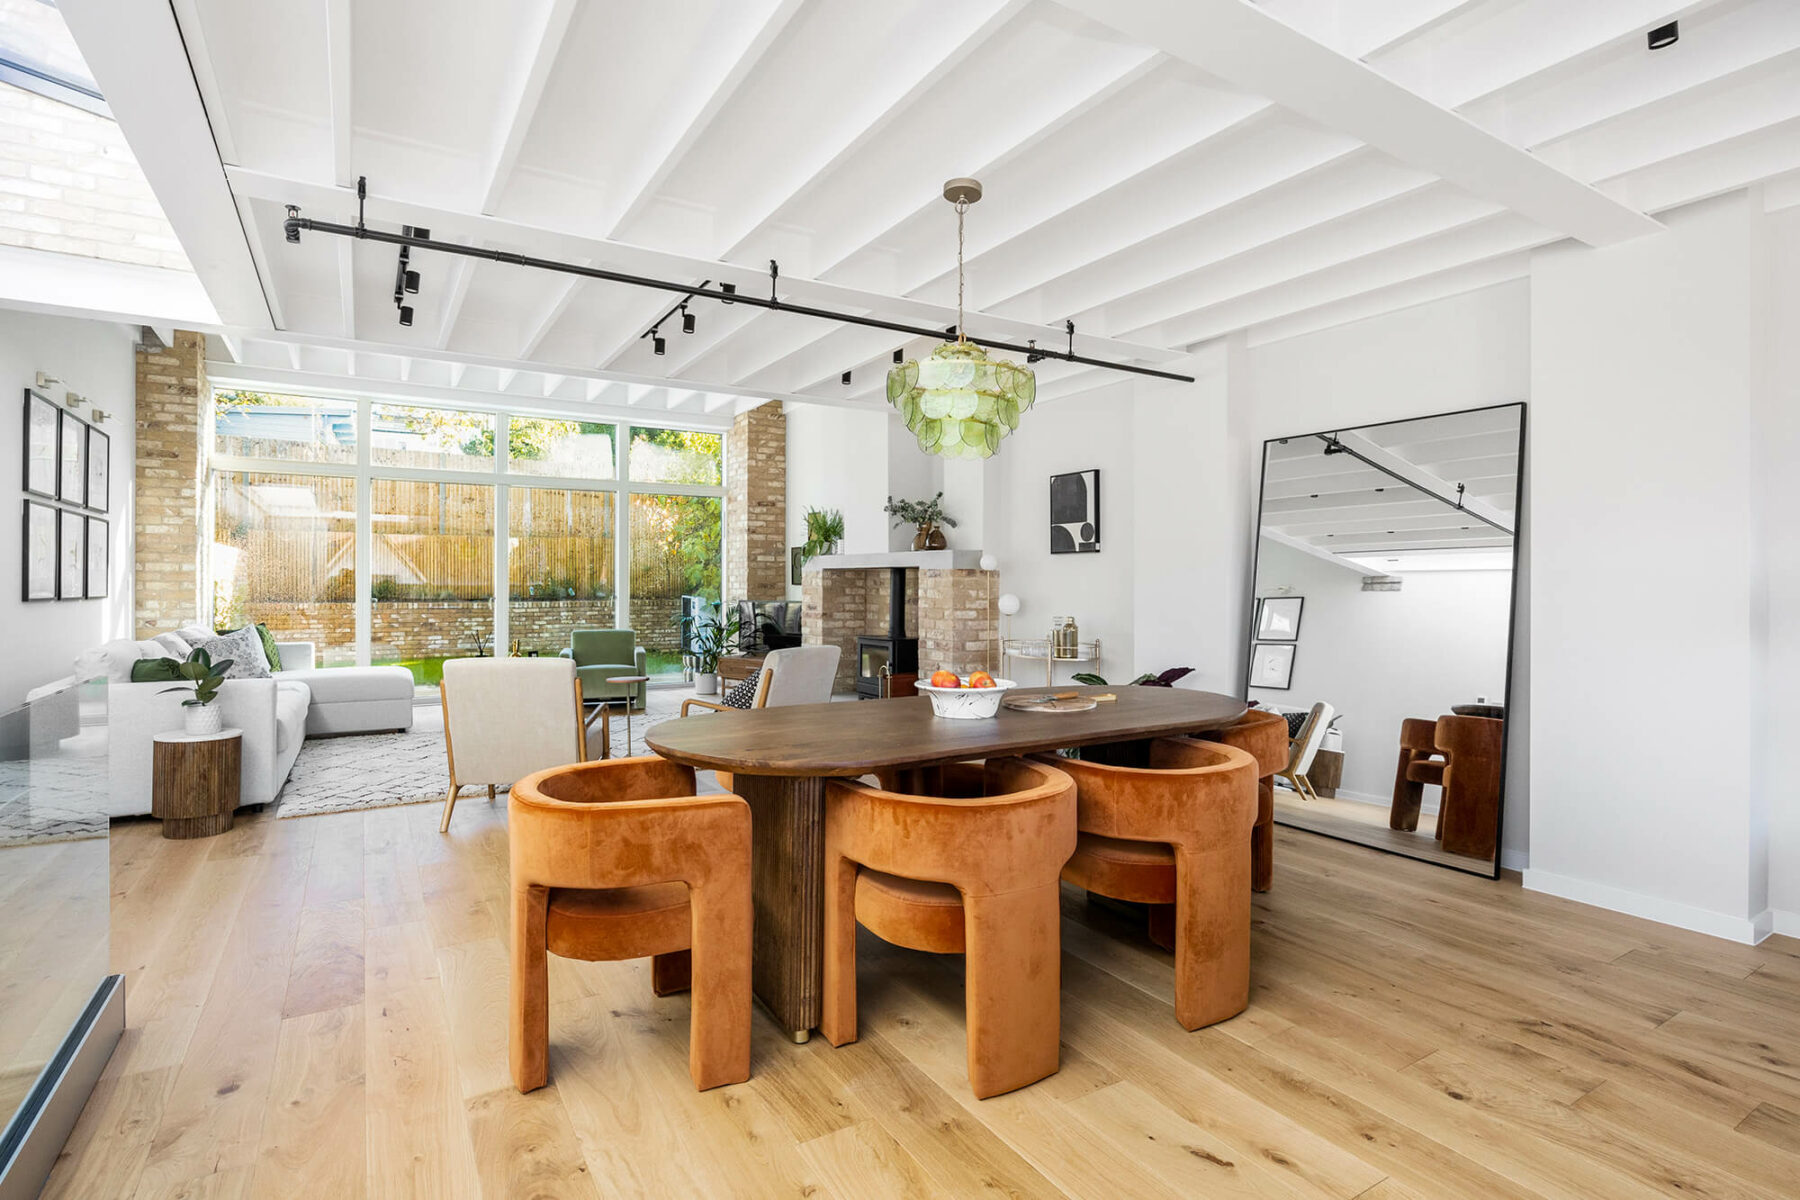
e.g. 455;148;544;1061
41;796;1800;1199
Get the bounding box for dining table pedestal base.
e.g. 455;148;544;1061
733;773;826;1041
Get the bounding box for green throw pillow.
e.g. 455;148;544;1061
129;658;185;683
214;623;283;672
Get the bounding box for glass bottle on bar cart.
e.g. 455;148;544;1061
1052;616;1080;660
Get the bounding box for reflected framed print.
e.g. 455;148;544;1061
59;508;85;599
85;515;108;598
24;390;57;498
23;499;56;601
1256;595;1304;641
1249;642;1296;690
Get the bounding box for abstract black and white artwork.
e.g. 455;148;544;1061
58;508;84;599
1256;596;1304;641
1049;469;1100;554
23;500;55;601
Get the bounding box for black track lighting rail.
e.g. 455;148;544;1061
1314;433;1512;536
282;206;1195;384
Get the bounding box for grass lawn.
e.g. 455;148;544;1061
374;651;689;687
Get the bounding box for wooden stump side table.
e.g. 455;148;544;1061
152;728;242;839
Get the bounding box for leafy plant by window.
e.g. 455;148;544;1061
683;605;748;674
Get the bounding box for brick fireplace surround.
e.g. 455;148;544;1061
801;551;999;694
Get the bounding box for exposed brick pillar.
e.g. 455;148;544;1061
725;402;786;601
919;568;999;678
134;330;209;635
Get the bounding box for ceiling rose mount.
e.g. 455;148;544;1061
886;178;1036;460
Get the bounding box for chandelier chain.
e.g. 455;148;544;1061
955;198;967;344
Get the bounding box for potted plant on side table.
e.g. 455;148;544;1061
158;646;233;736
885;492;957;550
684;607;746;696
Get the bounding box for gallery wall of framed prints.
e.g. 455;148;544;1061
20;384;110;602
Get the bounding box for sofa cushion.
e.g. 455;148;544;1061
177;624;214;646
129;658;185;683
73;637;147;682
274;680;311;757
283;665;415;705
191;625;272;679
153;632;193;659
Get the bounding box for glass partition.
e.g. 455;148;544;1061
0;679;117;1187
507;417;616;480
214;390;356;464
629;426;721;485
369;403;495;473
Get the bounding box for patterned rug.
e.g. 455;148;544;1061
273;688;693;819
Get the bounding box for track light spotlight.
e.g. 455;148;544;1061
1648;20;1678;49
404;269;420;294
893;348;904;364
681;305;696;334
653;334;666;356
720;282;737;304
398;305;414;327
841;370;852;386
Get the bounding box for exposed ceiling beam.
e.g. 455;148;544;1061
1056;0;1663;247
1245;253;1530;348
1259;526;1375;575
480;0;579;214
435;257;476;349
603;0;810;236
58;0;271;328
336;238;355;341
324;0;353;187
1332;430;1513;533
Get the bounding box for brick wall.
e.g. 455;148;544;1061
134;331;207;635
919;569;999;679
726;403;786;601
0;82;192;271
801;564;991;693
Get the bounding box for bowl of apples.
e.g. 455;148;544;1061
914;669;1016;719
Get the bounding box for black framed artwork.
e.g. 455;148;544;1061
24;389;58;498
1248;642;1296;690
57;408;86;506
85;424;109;512
57;507;85;600
1255;596;1304;641
85;515;108;598
1049;469;1100;554
23;499;56;601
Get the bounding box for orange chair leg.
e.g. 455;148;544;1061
1252;776;1274;893
509;884;551;1093
1172;848;1251;1031
820;854;861;1047
686;879;752;1091
963;884;1063;1099
652;950;692;996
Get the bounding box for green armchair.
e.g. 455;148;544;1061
560;629;648;711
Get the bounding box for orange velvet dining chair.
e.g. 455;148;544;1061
1042;738;1259;1030
1195;708;1290;892
507;756;752;1093
822;757;1076;1099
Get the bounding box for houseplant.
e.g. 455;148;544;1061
683;607;747;695
884;492;957;550
158;646;234;736
802;507;845;558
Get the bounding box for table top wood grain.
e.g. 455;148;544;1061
646;685;1246;776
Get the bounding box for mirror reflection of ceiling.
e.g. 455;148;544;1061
1260;405;1520;574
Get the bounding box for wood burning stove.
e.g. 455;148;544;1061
855;567;917;698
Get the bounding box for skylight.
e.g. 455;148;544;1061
0;0;106;116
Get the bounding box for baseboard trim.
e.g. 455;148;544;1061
1500;848;1529;873
1522;869;1768;944
1770;909;1800;939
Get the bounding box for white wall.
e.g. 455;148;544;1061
1529;192;1770;941
1768;203;1800;934
0;307;136;708
1249;538;1514;803
783;403;896;599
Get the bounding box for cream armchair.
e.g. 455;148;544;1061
440;657;587;832
680;645;841;716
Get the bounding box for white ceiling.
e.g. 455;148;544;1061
53;0;1800;417
1259;404;1521;570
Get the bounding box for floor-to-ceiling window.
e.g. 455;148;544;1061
211;388;725;689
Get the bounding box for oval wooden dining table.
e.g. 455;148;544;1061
647;685;1246;1041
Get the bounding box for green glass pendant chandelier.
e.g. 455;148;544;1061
887;179;1035;458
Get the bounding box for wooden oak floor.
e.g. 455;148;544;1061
42;795;1800;1199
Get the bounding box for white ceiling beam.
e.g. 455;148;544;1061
1333;430;1512;533
496;369;518;392
1602;114;1800;214
58;0;271;328
479;0;578;213
541;373;566;398
218;333;242;363
324;0;353;187
447;362;466;387
1259;526;1376;575
703;391;740;414
207;362;732;432
336;238;355;341
1056;0;1663;247
518;268;590;359
434;258;476;349
286;342;302;371
235;170;1185;362
398;356;413;382
1245;253;1530;348
604;0;810;236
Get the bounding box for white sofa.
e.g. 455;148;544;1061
36;633;416;817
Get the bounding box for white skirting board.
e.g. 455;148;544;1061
1523;868;1773;945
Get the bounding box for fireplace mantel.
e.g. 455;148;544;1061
805;550;986;572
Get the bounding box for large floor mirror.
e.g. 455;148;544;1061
1247;403;1524;877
